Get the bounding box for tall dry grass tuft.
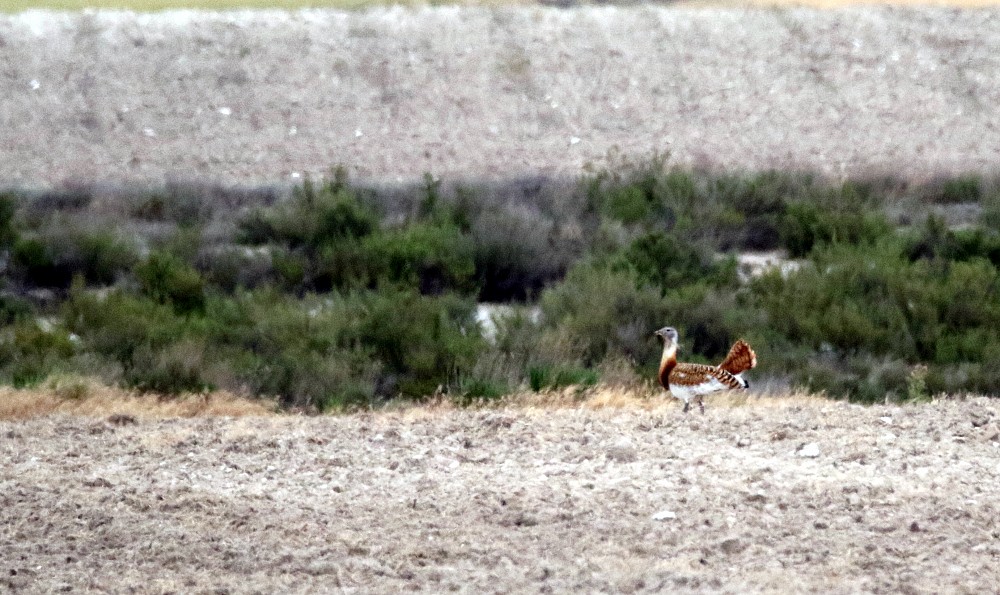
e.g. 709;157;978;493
0;378;276;421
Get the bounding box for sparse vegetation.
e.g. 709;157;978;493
2;164;1000;407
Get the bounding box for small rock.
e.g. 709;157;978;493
736;436;751;448
83;477;113;489
719;538;747;554
606;439;637;463
652;510;677;521
770;429;789;441
909;521;922;532
107;414;137;426
796;443;820;458
813;521;829;529
745;491;767;503
879;416;893;425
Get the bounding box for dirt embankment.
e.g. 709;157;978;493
2;7;1000;189
2;394;999;593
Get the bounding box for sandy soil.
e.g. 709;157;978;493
2;6;1000;189
3;394;1000;593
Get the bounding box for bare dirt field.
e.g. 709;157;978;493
3;6;1000;189
3;392;1000;593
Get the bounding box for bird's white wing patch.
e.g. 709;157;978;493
691;376;728;395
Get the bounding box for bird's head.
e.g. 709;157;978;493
654;326;679;347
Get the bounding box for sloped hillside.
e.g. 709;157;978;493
1;7;999;188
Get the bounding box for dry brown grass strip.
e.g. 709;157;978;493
1;376;833;422
0;378;276;421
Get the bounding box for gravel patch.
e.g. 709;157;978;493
2;397;1000;592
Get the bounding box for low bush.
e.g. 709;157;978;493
10;227;138;289
528;364;599;392
354;290;483;397
779;198;892;258
614;232;737;292
359;222;476;294
136;251;206;314
0;320;77;387
540;265;672;367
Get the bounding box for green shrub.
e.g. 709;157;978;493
11;237;67;287
937;175;981;204
0;293;32;325
779;200;892;258
615;232;737;292
126;340;212;394
135;251;206;314
129;187;211;226
0;192;18;248
237;178;378;250
455;376;511;404
0;320;76;387
64;287;189;366
540;265;670;366
199;246;274;292
360;223;475;294
906;215;1000;266
528;364;599;392
10;228;137;288
74;231;139;285
354;290;483;397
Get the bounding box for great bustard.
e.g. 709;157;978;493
654;327;756;413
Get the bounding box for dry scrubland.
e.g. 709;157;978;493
2;6;1000;188
1;391;1000;593
4;6;1000;593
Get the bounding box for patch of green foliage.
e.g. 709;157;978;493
2;165;1000;405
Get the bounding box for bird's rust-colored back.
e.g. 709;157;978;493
718;339;757;376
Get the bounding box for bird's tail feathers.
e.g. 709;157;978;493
719;340;757;375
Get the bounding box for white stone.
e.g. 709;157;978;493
652;510;676;521
797;443;820;458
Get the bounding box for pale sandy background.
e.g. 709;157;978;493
2;6;999;188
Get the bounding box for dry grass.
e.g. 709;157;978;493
484;384;832;412
0;378;277;421
366;384;836;423
0;376;833;421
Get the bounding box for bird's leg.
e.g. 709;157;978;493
683;401;690;414
698;397;705;414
